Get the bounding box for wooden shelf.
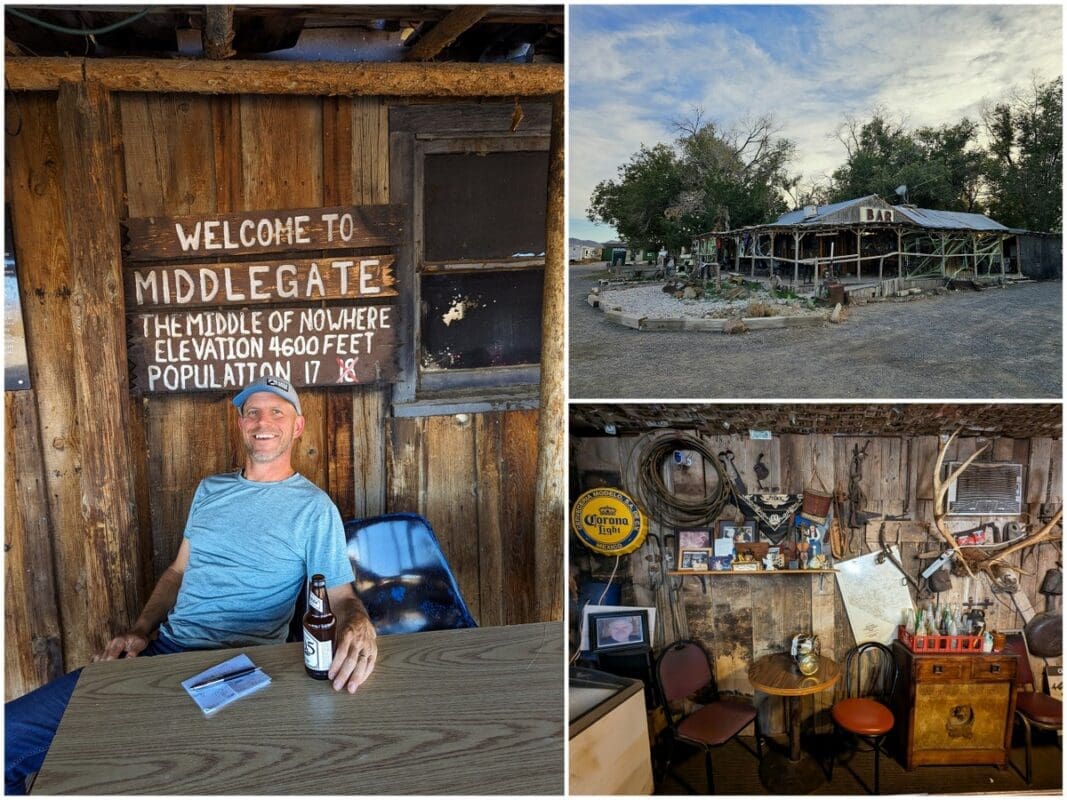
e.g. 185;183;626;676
667;569;837;576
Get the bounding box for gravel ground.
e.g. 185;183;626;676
597;282;820;319
569;263;1062;399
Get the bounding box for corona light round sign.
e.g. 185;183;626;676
571;488;646;555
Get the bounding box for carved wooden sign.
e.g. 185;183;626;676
128;305;398;393
125;256;397;308
124;204;403;261
123;205;403;394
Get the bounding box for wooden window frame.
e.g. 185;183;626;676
390;104;550;416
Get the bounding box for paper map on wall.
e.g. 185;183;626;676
835;548;914;644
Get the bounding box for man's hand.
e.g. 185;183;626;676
92;631;149;661
327;614;377;693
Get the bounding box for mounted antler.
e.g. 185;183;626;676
981;509;1063;572
932;428;991;578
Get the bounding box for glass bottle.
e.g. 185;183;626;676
303;574;336;680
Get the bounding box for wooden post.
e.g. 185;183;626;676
897;228;903;277
769;231;776;280
56;80;145;651
941;233;947;277
750;234;756;277
856;229;862;280
734;233;741;272
203;6;236;59
793;231;800;285
534;92;564;622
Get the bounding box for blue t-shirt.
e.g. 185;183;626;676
160;471;353;649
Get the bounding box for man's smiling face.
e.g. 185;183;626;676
238;391;305;465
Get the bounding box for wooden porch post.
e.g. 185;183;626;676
56;80;145;651
534;92;564;622
793;231;800;285
897;228;903;277
856;228;862;280
941;233;947;277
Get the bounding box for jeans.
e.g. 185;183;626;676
4;634;187;795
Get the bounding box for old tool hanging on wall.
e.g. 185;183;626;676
877;521;920;591
718;449;748;494
754;453;770;490
845;440;871;550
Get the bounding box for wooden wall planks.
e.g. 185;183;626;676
572;429;1062;735
5;87;551;698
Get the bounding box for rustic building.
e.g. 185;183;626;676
5;5;564;700
693;195;1061;292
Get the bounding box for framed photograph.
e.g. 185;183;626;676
710;555;733;571
718;520;740;541
740;520;758;541
589;610;650;653
679;548;712;571
678;529;711;549
580;605;657;652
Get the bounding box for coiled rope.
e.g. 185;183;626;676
625;432;733;529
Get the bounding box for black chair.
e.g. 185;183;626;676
289;513;477;639
829;641;897;794
1004;633;1062;785
654;639;762;793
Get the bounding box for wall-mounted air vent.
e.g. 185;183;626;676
946;462;1023;516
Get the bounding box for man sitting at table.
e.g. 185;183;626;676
4;375;378;795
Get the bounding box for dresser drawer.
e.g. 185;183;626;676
970;657;1016;681
914;659;966;681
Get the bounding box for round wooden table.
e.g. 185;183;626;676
748;652;841;794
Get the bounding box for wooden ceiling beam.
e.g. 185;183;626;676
403;5;490;62
203;6;236;60
4;57;563;96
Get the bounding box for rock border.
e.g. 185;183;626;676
587;292;827;332
600;307;828;331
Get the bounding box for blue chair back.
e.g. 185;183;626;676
345;513;478;635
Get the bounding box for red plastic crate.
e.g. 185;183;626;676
897;625;982;653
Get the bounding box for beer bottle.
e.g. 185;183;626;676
303;574;335;680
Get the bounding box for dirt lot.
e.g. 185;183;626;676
569;264;1062;399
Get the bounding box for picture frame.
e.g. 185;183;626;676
589;610;651;653
718;520;740;541
740;520;758;541
678;548;712;571
678;529;711;549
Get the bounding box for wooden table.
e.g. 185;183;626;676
748;652;840;794
33;623;563;794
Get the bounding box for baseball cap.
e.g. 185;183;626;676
232;375;302;415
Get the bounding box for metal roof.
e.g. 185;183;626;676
893;206;1009;231
773;195;880;226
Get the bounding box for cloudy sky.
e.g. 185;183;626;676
569;4;1063;242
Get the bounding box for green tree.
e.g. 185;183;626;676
983;76;1062;231
586;109;795;252
827;113;983;211
587;143;686;252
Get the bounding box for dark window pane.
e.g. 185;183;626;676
420;270;543;371
424;151;548;261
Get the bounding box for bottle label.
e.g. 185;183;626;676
304;629;333;671
308;592;325;613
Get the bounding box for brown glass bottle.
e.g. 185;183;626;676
302;574;335;680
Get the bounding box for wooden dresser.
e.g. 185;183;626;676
891;640;1017;768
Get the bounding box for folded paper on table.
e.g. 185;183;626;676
182;653;271;716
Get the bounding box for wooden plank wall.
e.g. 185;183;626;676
5;89;545;699
571;430;1062;736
